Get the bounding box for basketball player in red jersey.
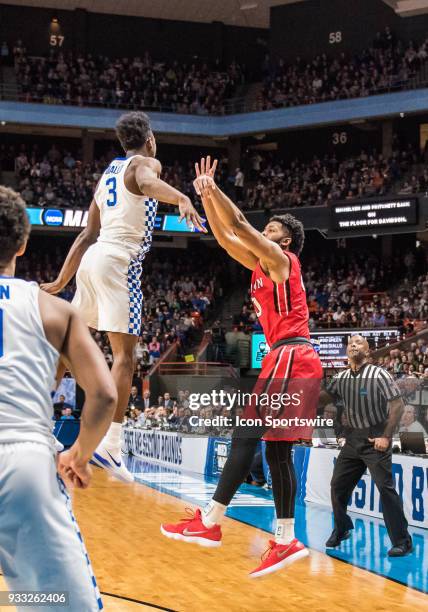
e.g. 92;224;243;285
161;157;322;577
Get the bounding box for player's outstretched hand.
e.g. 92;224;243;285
57;447;92;489
41;279;65;295
178;196;207;233
193;156;218;197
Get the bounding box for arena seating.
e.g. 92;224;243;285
9;28;428;116
237;249;428;335
259;27;428;111
13;44;245;115
16;245;223;379
2;140;421;212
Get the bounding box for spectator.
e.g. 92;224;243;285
399;404;427;435
142;390;151;411
129;385;143;410
1;41;10;66
234;168;245;202
60;407;75;421
53;394;68;419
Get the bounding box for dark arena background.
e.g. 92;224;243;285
0;1;428;610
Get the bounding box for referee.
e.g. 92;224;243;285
322;334;413;557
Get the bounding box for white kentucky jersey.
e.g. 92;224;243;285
95;155;158;262
0;277;59;446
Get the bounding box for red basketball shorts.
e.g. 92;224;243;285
242;343;323;441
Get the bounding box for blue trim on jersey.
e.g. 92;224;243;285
127;260;143;336
56;476;103;610
113;157;127;161
126;197;158;336
0;275;13;278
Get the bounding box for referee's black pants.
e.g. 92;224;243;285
331;434;410;546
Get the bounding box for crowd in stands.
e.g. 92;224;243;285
13;40;245;115
2;138;421;212
1;142;198;211
9;27;428;116
237;248;428;336
17;244;224;380
259;27;428;111
8;143;103;209
242;143;418;210
380;337;428;381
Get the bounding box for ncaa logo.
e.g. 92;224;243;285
43;209;64;226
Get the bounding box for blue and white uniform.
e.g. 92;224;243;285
72;155;158;335
0;277;103;611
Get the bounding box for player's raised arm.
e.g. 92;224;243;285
194;157;289;282
41;199;101;294
193;158;257;270
135;157;207;233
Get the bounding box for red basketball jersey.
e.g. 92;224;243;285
250;251;309;347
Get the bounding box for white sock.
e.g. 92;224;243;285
275;519;295;545
103;422;122;450
201;500;226;528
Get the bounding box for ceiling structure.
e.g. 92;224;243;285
4;1;428;29
383;0;428;15
1;0;303;28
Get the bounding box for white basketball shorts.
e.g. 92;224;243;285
72;242;143;336
0;442;102;611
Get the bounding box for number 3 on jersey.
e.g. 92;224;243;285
106;177;118;207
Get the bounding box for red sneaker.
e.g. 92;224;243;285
160;508;222;548
250;539;308;578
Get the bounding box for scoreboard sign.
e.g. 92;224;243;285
330;198;418;233
251;329;401;369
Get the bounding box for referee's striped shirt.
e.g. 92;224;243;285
327;363;401;429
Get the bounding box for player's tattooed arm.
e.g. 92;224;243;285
135;157;207;233
194;157;289;282
41;199;101;295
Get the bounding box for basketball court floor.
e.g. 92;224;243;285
2;457;426;611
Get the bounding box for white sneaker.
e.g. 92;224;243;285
91;441;134;483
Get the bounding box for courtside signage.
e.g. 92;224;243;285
26;207;207;234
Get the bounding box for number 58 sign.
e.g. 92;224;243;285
329;31;342;44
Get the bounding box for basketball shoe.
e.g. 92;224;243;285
91;440;134;483
250;539;308;578
161;508;222;547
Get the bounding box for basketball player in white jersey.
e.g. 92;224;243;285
0;186;118;610
42;111;205;482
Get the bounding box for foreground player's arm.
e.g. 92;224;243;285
39;291;117;487
41;199;101;294
135;158;206;232
195;161;289;282
200;193;257;270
